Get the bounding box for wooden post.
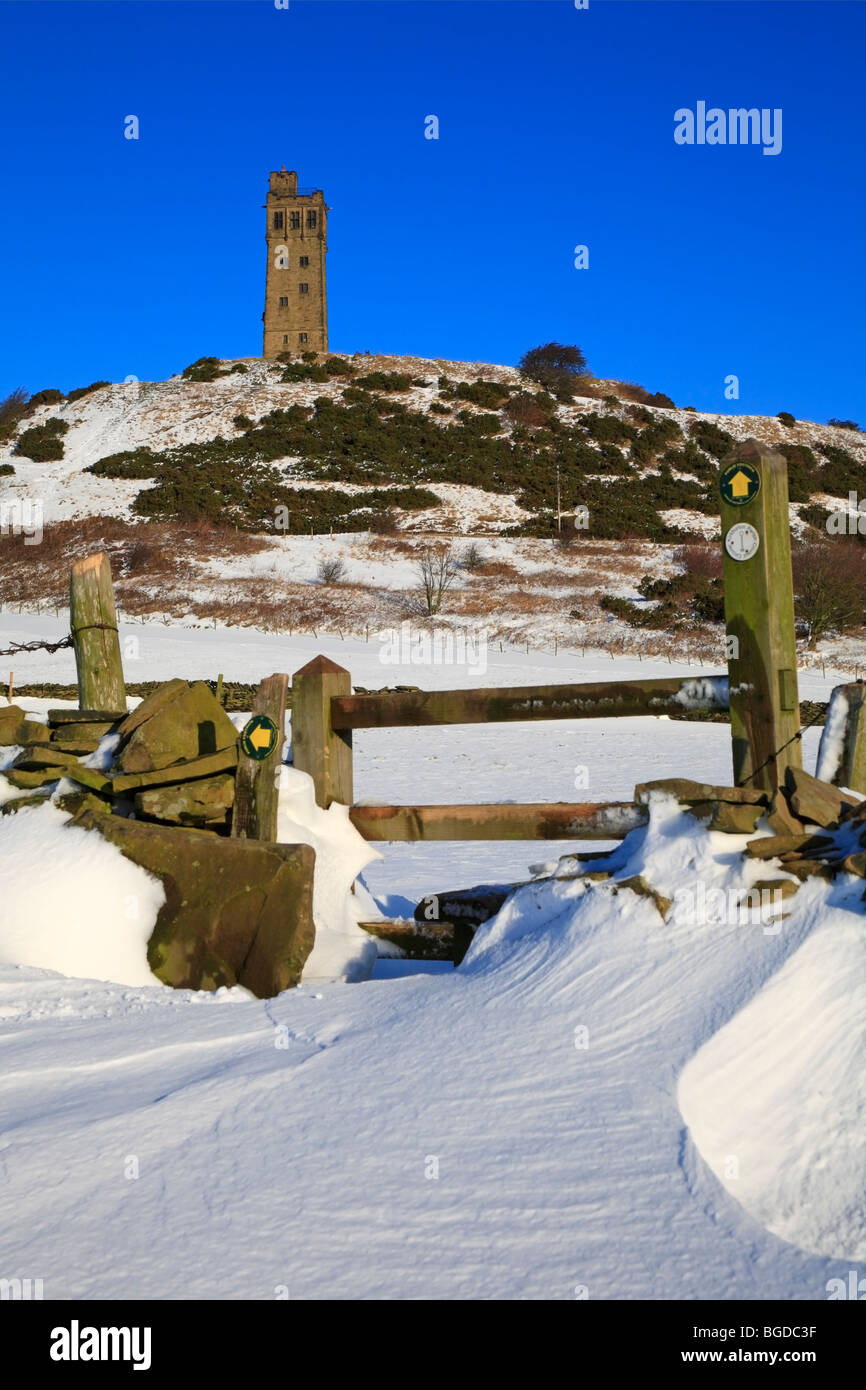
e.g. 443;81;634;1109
815;681;866;793
291;656;353;808
719;440;801;793
69;552;126;713
232;673;288;841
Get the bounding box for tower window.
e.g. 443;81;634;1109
283;335;289;345
298;333;308;344
306;211;317;229
299;283;309;294
290;212;301;229
278;296;288;307
273;211;284;230
299;256;309;267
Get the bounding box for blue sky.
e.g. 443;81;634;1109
0;0;863;424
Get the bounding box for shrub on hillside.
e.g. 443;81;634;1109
797;504;832;532
233;414;253;430
504;392;554;427
637;549;725;625
599;592;677;629
630;418;682;464
818;443;860;496
605;381;675;409
355;371;414;391
86;448;161;479
66;381;110;403
341;386;371;405
228;363;248;375
28;388;65;408
13;417;69;462
777;411;796;428
455;409;501;435
429;401;451;415
325;357;356;376
181;357;224;382
827;418;861;432
686;419;733;464
776;443;817;503
582;412;634;446
281;361;329;383
367;509;400;535
355;369;417;391
448;379;510;409
0;463;14;477
667;440;716;480
687;419;736;460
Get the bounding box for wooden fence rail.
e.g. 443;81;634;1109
331;675;728;731
349;801;647;842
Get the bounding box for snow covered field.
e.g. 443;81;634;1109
1;617;865;1299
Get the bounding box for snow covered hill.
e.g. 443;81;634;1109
2;351;863;529
2;352;864;670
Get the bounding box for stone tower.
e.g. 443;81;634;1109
262;169;328;357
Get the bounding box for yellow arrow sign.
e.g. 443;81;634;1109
729;469;752;498
248;724;274;751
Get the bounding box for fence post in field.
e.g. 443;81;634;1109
291;656;354;808
232;673;288;840
69;551;126;712
719;439;801;793
815;681;866;794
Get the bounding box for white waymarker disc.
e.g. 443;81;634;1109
724;522;760;562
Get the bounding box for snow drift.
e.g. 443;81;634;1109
678;878;866;1262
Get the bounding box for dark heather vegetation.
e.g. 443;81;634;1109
66;380;110;402
74;373;865;539
13;417;69;461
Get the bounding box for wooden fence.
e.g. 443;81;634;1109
292;661;730;839
289;440;827;839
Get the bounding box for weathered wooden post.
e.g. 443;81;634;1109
815;681;866;793
291;656;354;808
719;439;801;792
232;673;288;840
69;552;126;713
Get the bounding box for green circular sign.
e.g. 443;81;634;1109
240;714;279;761
720;461;761;507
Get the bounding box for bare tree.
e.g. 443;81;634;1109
317;555;347;585
792;540;866;647
0;388;29;442
415;545;458;614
